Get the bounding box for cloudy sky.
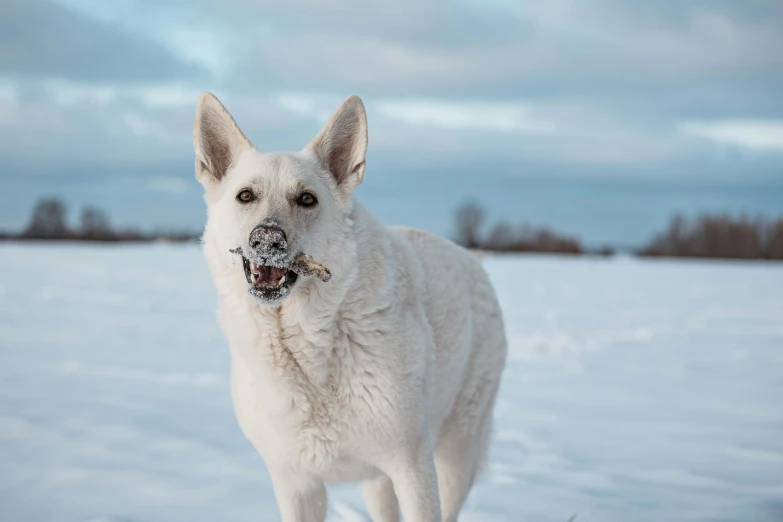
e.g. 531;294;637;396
1;0;782;245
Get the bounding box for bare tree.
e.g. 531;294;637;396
80;206;113;239
454;201;485;249
23;198;69;238
766;220;783;259
485;220;516;251
453;201;583;254
640;213;783;260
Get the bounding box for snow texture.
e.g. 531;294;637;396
1;243;782;522
243;225;291;269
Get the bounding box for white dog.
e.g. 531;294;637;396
193;93;507;522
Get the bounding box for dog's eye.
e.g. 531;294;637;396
297;192;317;207
237;190;254;203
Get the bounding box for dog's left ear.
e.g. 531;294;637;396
306;95;368;200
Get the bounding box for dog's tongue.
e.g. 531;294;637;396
251;265;286;286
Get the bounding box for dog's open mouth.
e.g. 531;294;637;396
241;257;299;298
232;248;331;304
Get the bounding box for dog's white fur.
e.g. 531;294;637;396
194;93;507;522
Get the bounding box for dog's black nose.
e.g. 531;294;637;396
249;225;287;252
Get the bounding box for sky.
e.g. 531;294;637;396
0;0;782;246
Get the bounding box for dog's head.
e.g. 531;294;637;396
194;93;367;306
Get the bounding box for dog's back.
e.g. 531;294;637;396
393;225;507;433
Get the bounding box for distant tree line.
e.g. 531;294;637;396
6;197;200;243
454;201;783;261
454;201;589;255
638;213;783;260
4;197;782;261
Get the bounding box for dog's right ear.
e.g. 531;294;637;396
193;92;252;187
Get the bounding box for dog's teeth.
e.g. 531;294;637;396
278;275;286;285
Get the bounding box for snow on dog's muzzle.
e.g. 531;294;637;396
229;243;331;305
247;225;289;268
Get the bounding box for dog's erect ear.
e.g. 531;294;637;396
193;92;252;186
306;95;368;197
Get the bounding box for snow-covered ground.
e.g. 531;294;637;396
1;243;782;522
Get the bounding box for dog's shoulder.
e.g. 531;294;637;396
390;226;485;274
388;225;495;325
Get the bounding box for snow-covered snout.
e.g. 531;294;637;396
230;225;333;305
240;224;299;302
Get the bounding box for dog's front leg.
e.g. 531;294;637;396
386;435;442;522
269;469;327;522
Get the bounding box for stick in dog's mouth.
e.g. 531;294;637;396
229;248;331;283
289;254;332;282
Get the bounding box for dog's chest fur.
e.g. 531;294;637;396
226;293;414;481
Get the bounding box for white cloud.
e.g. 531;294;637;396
42;79;119;107
498;2;783;74
52;0;234;78
50;0;783;98
680;120;783;151
0;81;20;127
0;82;195;164
275;92;337;122
369;97;686;165
38;79;204;109
133;84;205;108
146;177;191;194
122;113;173;141
269;92;684;165
0;80;19;103
0;76;689;169
376;100;556;134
